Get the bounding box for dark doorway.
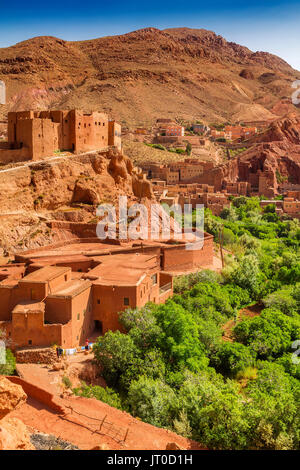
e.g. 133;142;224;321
94;320;103;334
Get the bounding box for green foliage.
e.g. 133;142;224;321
93;331;138;388
210;342;256;377
62;375;72;389
127;376;177;428
0;349;16;376
89;194;300;449
185;142;192;156
233;308;300;359
73;383;122;409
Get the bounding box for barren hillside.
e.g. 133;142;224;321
0;27;299;125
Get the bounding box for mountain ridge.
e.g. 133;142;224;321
0;27;299;125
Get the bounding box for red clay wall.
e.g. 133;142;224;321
92;284;137;333
162;236;214;271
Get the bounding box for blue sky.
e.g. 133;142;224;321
0;1;299;70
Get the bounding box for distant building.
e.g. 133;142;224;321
134;128;148;135
160;124;185;137
0;109;121;164
0;80;5;105
192;124;210;135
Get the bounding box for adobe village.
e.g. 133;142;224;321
0;26;300;451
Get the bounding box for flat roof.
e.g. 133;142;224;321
48;279;92;299
19;266;70;283
84;253;159;286
12;301;45;313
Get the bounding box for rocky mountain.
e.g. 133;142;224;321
198;115;300;194
0;27;299;125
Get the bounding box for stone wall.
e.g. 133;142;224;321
15;347;57;365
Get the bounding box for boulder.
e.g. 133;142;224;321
0;417;34;450
166;442;185;450
0;376;27;420
72;179;100;205
90;443;109;450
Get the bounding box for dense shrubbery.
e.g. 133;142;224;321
86;197;300;449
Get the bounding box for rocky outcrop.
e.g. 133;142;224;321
0;417;34;450
0;376;26;420
72;179;101;205
0;376;34;450
252;115;300;145
197;115;300;195
0;149;155;252
239;69;254;80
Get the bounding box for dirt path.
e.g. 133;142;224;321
11;395;202;450
222;304;262;342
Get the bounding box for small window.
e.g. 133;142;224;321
28;340;32;345
151;274;158;285
64;275;67;281
124;297;129;306
97;299;100;304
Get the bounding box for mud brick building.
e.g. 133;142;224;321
141;159;214;185
0;226;214;350
0;109;121;164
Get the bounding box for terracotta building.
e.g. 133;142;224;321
0;110;121;164
0;254;172;349
0;225;214;350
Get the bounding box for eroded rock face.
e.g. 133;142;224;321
132;174;154;199
0;376;34;450
0;149;155;251
197;115;300;195
72;179;100;205
239;69;254;80
0;376;27;420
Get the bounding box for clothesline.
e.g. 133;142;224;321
57;342;95;356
